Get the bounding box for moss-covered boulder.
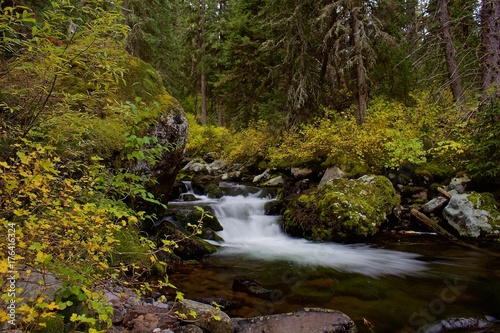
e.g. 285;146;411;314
282;175;400;242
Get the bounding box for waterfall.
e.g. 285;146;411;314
180;182;426;277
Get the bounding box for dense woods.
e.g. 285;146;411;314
1;0;499;332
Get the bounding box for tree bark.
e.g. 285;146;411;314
480;0;500;99
351;3;368;125
438;0;466;105
200;0;207;124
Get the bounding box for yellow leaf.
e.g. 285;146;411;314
47;302;59;310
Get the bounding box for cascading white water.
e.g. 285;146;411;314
183;182;427;277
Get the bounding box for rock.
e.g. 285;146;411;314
232;278;279;300
263;175;285;187
194;297;234;309
446;174;471;194
419;317;490;333
422;196;449;214
319;167;346;185
253;168;271;183
128;97;188;205
179;193;198;202
443;191;498;237
181;159;213;175
282;175;399;242
122;304;177;332
173;325;204;333
151;219;219;259
112;307;124;325
291;167;313;179
191;175;223;198
15;265;61;305
232;308;357;333
175;299;234;333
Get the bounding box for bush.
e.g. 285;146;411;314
185;113;233;158
268;92;465;172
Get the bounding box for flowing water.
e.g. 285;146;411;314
166;182;500;333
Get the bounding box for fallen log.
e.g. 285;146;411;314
410;208;457;241
437;187;452;199
410;208;500;257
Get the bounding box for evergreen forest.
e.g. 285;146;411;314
0;0;499;332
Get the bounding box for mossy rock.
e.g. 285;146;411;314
282;175;400;242
154;223;219;260
467;192;500;230
110;228;152;271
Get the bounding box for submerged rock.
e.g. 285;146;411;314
232;308;357;333
232;278;280;300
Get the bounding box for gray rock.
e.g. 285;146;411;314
419;317;490;333
173;325;204;333
175;299;234;333
446;174;471;194
182;160;213;175
320;167;346;185
291;167;313;178
253;169;271;183
443;193;493;237
263;175;285;187
15;265;61;305
422;196;449;214
232;308;357;333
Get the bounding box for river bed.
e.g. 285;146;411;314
165;183;500;333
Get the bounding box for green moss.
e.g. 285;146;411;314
415;162;455;184
110;228;152;270
283;175;399;242
467;192;500;228
36;314;65;333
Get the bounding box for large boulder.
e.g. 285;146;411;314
282;175;399;242
175;299;234;333
232;308;357;333
443;191;499;238
127;94;188;204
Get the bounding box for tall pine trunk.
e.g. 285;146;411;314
200;0;207;124
480;0;500;100
351;3;367;125
438;0;466;105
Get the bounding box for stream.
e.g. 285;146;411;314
166;182;500;333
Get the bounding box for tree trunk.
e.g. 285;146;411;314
438;0;466;105
480;0;500;100
217;98;223;126
351;3;367;125
200;0;207;124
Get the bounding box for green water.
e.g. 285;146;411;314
168;237;500;333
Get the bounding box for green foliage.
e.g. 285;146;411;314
268;93;465;172
185;113;233;158
0;2;180;331
468;96;500;179
224;120;275;166
282;175;400;242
